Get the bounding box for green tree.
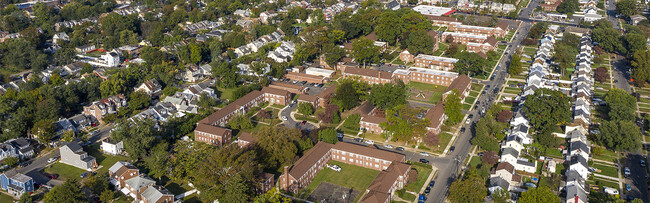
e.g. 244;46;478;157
351;38;380;65
83;174;107;195
297;102;314;115
254;187;292;203
342;113;361;130
99;189;115;203
31;119;55;145
221;174;252;202
111;119;158;160
624;34;647;55
448;169;487;203
18;193;32;203
509;54;523;75
615;0;638;17
522;89;572;134
332;80;366;111
492;188;510;203
632;50;650;84
129;91;151;111
557;0;579;14
229;114;254;129
376;11;402;45
592;27;625;54
144;142;170;180
4;156;18;167
318;128;338;144
380;105;429;143
444;90;463;125
43;179;85;203
253;126;301;169
597;120;642;151
369;82;407;110
604;88;636;121
406;29;435;55
454;52;487;77
519;186;560;203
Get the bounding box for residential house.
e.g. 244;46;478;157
76;44;95;53
0;170;33;197
52;32;69;44
488;162;522;193
83;94;127;123
135;79;163;97
109;161;140;188
442;74;472;102
101;138;124;155
60;142;97;171
63;61;85;75
141;185;174;203
123;175;156;200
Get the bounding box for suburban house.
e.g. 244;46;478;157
278;142;409;203
135;79;163;97
0;170;33;197
83;94;127;123
141;185;174;203
109;161;140;188
63;61;86;75
52;32;69;44
123;175;156;200
488;162;522;193
59;142;97;171
101;138;124;155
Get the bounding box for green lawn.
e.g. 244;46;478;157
304;161;380;194
216;87;236;101
469;156;481;168
397;189;417;202
43;163;86;181
592;163;618;178
87;143;130;175
430;132;453;154
434;43;449;56
295;115;319;123
0;193;14;202
164;180;194;195
404;162;433;192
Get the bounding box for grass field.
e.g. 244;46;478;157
43;163;86;180
87;143;130;175
430;132;453;154
304;161;380;193
0;193;14;202
469;156;481;168
408;82;448;104
592;163;619;178
216;87;236;101
404;162;433;192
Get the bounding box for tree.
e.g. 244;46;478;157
111;119;158;160
492;188;511;203
369;82;407;110
519;186;560;203
481;151;499;165
342;113;361;130
221;174;252;202
332;80;364;111
380;105;429;143
144;142;170;180
376;11;402;45
423;132;439;146
43;179;85;203
351;38;380;65
100;189;115;203
557;0;579;14
615;0;638;17
318;128;338;144
229;114;254;129
83;174;107;195
444;90;463;125
297;103;314;115
594;67;609;82
253;126;301;169
454;52;487;77
254;187;292;203
128;91;151;111
604;88;636;121
258;110;272;119
32;119;55;145
522;89;572;133
592;27;625;53
448;170;487;203
318;104;340;123
597;120;642;151
18;193;32;203
406;29;435;55
527;22;548;39
632;50;650;84
496;110;513;123
624;34;647;55
509;54;523;75
4;156;18;167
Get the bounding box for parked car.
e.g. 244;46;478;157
468;114;473;119
465;119;471;125
396;147;405;151
420;159;429;164
420;152;429;156
364;140;374;145
626;184;632;191
460;127;466;133
49;174;59;179
450;146;456;152
328;164;342;172
425;187;431;194
625;167;631;177
641;160;646;167
282;116;288;121
429;181;435;187
47;157;57;163
384;145;393;149
419;194;427;201
354;138;363;142
477;152;484;156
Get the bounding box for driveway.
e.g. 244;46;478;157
279;104;318;132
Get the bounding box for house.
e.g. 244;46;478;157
442;74;472;102
262;87;292;105
297;94;319;108
69;114;92;129
0;170;33;197
180;65;205;83
399;50;414;63
0;144;18;161
54;118;77;138
60;142;97;171
630;15;647;25
63;61;85;74
360;115;387;135
83;94;127;123
76;44;96;53
236;19;254;30
259;11;278;24
237;132;256;148
141;185;174;203
123;175;156;200
53;32;69;44
384;0;400;10
101;138;124;155
135;79;163;97
109;161;140;188
488;162;522;193
7;139;33;159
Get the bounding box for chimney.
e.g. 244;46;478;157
283;165;290;190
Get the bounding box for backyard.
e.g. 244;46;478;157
304;161;380;194
408;82;448;104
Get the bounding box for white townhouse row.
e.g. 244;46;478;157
234;31;284;57
267;41;296;63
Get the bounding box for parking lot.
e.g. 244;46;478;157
275;78;328;96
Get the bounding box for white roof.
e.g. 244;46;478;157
407;67;459;77
414;54;459;63
412;5;454;16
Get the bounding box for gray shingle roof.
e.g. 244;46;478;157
501;148;519;158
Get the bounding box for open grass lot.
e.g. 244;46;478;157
0;193;14;202
304;161;380;194
430;132;452;154
469;156;481;168
87;143;130;175
408;82;447;104
592;162;618;178
404;162;433;192
590;178;619;189
43;162;86;180
216;87;236;101
397;189;417;202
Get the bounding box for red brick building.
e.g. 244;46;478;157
268;82;308;94
360;116;388;135
425;103;446;135
237;132;256;148
285;72;329;84
317;84;337;108
194;123;232;146
394;67;458;86
342;67;393;85
413;54;458;71
108;161;140;189
297;94;319;108
447;21;509;38
429;16;462;27
262;87;292;106
442;74;472;102
399;50;415;63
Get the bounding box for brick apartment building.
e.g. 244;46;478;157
83;94;127;124
413;54;458;71
393;67;458;86
442;74;472;102
297;94;319;108
447;21;509;38
194;87;290;146
360;116;388;134
278;142;409;202
429;16;462;27
442;32;498;54
399;50;415;63
540;0;564;11
425;103;446;135
317;84;337;108
285;72;329;84
342;66;393;85
268;82;308;94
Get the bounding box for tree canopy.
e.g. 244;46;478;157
604;88;636;121
519;186;560;203
444;90;463;125
369;81;407;110
380;104;429;143
522;89;572;134
597;120;642;151
448;169;487;203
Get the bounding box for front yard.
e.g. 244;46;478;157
43;163;86;181
303;161;380;194
404;162;433;192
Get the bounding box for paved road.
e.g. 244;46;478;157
621;153;648;202
279;104;318;132
16;123;113;187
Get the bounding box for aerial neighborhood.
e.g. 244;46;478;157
0;0;648;202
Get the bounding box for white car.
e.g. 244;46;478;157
465;119;471;125
47;157;57;163
364;140;374;145
384;145;393;149
420;152;429;157
282;116;288;121
328;165;342;172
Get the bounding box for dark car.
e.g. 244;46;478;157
396;147;405;151
354;138;363;142
460;127;466;133
80;172;88;178
420;159;429;164
419;194;427;201
425;187;431;194
429;180;435;187
468;114;473;119
301;120;307;125
450;146;456;152
478;152;484;156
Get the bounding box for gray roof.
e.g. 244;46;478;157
109;161;129;174
502;148;520;157
9;138;29;148
506;135;522;143
63;142;83;153
141;185;173;202
517;159;536;167
489;176;510;189
570;141;590;154
570;155;588;168
3;170;32;183
124;176;155;190
566;184;588;202
566;170;586;186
